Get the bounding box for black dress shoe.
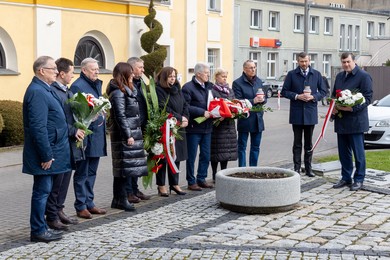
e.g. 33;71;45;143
332;179;352;189
112;198;135;211
58;210;78;225
306;171;315;177
47;219;69;231
350;182;363;191
31;230;62;243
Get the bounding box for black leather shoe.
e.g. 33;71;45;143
47;228;63;235
306;171;315;177
47;219;69;231
31;231;62;243
58;210;78;225
332;179;352;189
350;182;363;191
112;198;136;211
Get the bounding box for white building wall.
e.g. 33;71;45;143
36;8;62;58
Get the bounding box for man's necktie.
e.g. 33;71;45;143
303;70;307;77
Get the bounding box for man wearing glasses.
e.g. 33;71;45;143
23;56;71;242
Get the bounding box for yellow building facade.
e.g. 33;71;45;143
0;0;234;101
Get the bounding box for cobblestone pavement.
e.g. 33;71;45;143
1;175;390;259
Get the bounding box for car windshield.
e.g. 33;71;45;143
278;75;286;81
376;94;390;107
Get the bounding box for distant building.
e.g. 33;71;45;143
234;0;389;82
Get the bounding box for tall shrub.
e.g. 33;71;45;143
140;0;167;78
0;100;24;147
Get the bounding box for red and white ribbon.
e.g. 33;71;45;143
311;99;335;152
277;90;281;110
162;119;179;174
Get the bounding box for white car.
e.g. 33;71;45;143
364;94;390;146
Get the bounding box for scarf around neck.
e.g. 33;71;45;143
213;82;230;95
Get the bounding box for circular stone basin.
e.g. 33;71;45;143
215;167;300;214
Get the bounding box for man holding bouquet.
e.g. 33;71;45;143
70;58;107;219
332;52;373;191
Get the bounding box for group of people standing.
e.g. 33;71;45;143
22;51;372;243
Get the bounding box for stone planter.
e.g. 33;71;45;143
215;167;300;214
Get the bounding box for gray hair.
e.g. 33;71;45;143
33;56;54;73
243;60;255;68
194;62;210;74
127;57;144;66
214;68;228;81
80;57;98;69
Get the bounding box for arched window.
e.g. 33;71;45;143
74;36;105;68
0;42;5;69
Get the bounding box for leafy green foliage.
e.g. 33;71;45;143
0;113;4;134
140;0;167;77
0;100;23;147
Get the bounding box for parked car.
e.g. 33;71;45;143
364;94;390;146
267;75;286;97
261;80;273;98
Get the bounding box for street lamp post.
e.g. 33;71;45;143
304;0;309;53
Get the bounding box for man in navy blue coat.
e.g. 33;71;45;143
331;52;373;191
70;58;107;219
232;60;267;167
182;62;214;191
281;52;326;177
23;56;71;242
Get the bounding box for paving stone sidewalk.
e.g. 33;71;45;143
1;171;390;259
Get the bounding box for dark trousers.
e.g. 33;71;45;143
113;176;127;199
73;157;100;211
211;161;228;180
31;175;53;235
125;176;139;195
337;133;366;183
46;171;72;221
156;161;180;186
292;124;314;172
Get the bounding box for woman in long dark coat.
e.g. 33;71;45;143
106;62;148;211
210;68;238;181
155;66;189;196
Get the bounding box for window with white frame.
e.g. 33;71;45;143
339;24;345;50
208;48;220;77
292;53;299;68
354;26;360;51
294;14;304;32
324;17;333;35
309;16;319;33
269;11;279;31
367;21;374;37
250;9;262;29
249;52;261;75
323;54;331;77
267;52;277;78
309;54;317;69
208;0;221;12
347;25;352;51
379;23;385;37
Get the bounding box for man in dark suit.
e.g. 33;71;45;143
46;58;84;230
182;62;214;190
332;52;373;191
232;60;266;167
281;52;326;177
23;56;71;242
125;57;151;203
70;58;107;219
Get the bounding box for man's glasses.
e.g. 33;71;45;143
42;67;58;71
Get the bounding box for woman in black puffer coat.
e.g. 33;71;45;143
106;62;147;211
210;68;238;181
